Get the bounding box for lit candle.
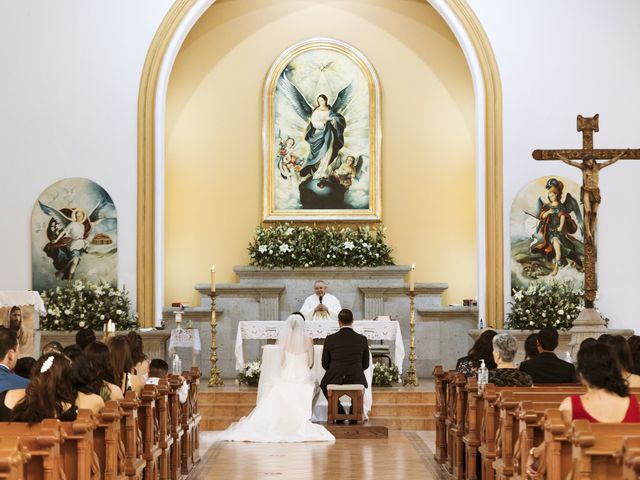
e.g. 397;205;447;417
211;265;216;292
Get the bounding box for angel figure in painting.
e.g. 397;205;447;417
278;72;356;209
318;154;364;190
39;198;114;280
530;178;584;276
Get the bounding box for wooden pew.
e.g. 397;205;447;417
480;384;584;480
0;437;30;480
463;377;483;480
167;374;184;480
450;372;467;479
189;367;202;466
119;391;145;480
0;418;63;480
569;419;640;479
93;400;125;480
156;378;174;480
139;385;162;480
433;365;449;464
619;437;640;480
180;371;194;475
58;410;97;480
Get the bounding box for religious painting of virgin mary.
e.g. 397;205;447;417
263;38;381;221
31;177;117;292
510;176;585;292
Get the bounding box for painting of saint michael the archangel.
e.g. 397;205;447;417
510;176;585;292
263;38;381;221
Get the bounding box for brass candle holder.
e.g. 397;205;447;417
403;290;419;386
208;291;223;386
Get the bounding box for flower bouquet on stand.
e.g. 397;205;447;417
237;360;262;386
372;363;400;386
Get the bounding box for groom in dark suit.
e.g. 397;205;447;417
320;309;370;408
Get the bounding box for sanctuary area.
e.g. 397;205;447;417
2;1;640;478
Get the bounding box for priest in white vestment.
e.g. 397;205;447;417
299;280;341;322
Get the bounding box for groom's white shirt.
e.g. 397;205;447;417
300;293;341;322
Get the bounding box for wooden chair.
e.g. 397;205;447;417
327;384;365;424
0;437;30;480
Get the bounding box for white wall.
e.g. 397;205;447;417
1;0;638;330
0;1;173;307
467;0;640;330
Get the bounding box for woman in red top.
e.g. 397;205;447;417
559;342;640;423
527;342;639;478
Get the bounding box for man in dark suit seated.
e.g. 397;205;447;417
320;309;370;415
519;326;577;384
0;327;29;393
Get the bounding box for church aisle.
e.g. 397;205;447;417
192;430;448;479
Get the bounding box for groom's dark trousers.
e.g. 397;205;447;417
320;326;370;401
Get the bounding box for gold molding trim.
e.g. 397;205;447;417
137;0;504;328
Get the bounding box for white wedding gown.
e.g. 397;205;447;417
218;351;335;443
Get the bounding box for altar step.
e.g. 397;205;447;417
199;387;435;431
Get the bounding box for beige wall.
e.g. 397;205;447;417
165;0;476;307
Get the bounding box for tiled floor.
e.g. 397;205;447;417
192;430;444;479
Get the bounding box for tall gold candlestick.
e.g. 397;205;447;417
403;291;419;386
208;291;223;386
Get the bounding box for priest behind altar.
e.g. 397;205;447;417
299;280;341;322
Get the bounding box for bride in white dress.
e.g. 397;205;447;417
219;313;335;442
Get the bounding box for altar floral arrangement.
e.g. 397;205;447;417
505;281;592;331
372;363;400;386
237;360;261;386
248;223;394;269
40;279;138;331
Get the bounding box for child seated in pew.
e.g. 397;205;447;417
146;359;189;404
84;341;124;401
0;352;105;422
526;342;640;478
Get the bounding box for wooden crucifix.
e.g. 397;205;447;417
532;114;640;307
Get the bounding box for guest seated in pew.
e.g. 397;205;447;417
108;335;143;395
75;327;96;350
146;358;189;403
524;333;539;361
489;333;533;386
13;357;35;380
519;326;576;384
127;331;149;384
628;335;640;375
0;328;28;392
62;344;83;360
527;342;640;478
0;353;105;422
599;334;640;387
456;329;497;377
68;353;106;412
41;341;63;355
84;341;124;401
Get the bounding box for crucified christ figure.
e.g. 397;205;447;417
555;150;626;242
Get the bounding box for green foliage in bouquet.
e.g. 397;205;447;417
237;360;261;386
40;279;138;331
372;363;400;386
248;223;394;269
505;281;589;331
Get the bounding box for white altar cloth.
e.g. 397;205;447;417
258;345;373;421
235;320;405;372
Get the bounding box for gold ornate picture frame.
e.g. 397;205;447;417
263;38;381;221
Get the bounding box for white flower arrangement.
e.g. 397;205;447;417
372;363;400;386
237;360;261;386
505;281;607;331
40;279;138;332
248;224;394;269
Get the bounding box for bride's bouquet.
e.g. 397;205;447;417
237;360;261;386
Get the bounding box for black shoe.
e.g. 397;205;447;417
335;419;346;425
348;420;358;425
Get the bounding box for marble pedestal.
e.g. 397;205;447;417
163;266;478;380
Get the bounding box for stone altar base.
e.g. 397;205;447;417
198;381;436;431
